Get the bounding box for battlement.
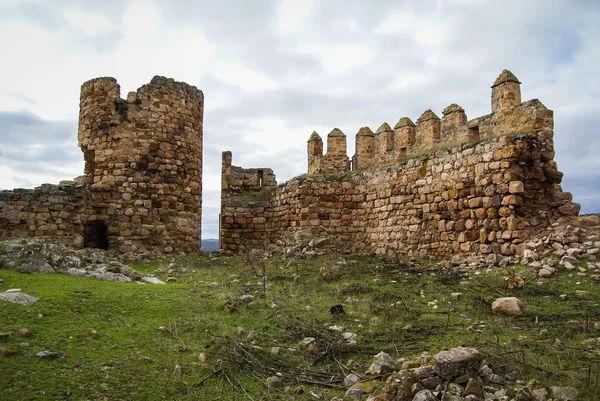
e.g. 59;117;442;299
307;69;545;174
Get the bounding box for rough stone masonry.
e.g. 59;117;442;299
0;76;204;257
220;70;581;258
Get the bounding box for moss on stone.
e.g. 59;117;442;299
308;131;322;142
328;128;345;137
375;123;393;134
442;104;465;115
417;109;440;123
492;69;521;87
357;126;375;136
394;117;416;129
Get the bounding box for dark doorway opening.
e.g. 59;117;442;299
84;222;109;250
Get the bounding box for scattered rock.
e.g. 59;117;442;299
550;386;578;401
240;294;255;303
412;389;437;401
0;290;39;305
141;276;165;285
36;350;59;358
0;348;17;356
345;381;373;398
463;377;485;398
17;328;32;338
366;351;395;375
166;276;176;282
344;373;360;387
298;337;316;348
266;376;283;389
532;388;549;401
492;297;525;317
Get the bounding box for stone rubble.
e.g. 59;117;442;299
0;238;164;284
366;347;578;401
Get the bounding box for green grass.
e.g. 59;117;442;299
1;254;599;400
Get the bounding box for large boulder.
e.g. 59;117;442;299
433;347;482;379
492;297;525;317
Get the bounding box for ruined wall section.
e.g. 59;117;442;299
0;181;85;246
78;76;204;255
220;70;580;257
220;131;579;257
219;152;277;252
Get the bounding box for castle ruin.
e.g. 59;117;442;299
0;69;583;260
0;76;204;256
220;70;581;258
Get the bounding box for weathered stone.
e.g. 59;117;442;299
345;381;374;398
0;291;39;305
36;350;59;358
266;376;283;389
433;347;483;379
413;389;438;401
366;351;396;375
492;297;524;317
550;386;578;401
463;377;485;398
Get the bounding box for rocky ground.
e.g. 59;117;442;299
1;220;599;400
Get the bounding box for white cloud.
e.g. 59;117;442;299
278;0;315;32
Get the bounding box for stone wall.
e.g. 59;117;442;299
0;181;85;247
220;70;580;258
1;76;204;257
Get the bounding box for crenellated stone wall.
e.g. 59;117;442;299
1;76;204;257
219;70;581;258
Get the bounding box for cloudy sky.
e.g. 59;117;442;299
0;0;599;239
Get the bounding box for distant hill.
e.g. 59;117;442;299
201;238;219;252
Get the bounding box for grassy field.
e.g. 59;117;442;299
1;252;599;400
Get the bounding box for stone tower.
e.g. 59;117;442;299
78;76;204;255
491;69;521;113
